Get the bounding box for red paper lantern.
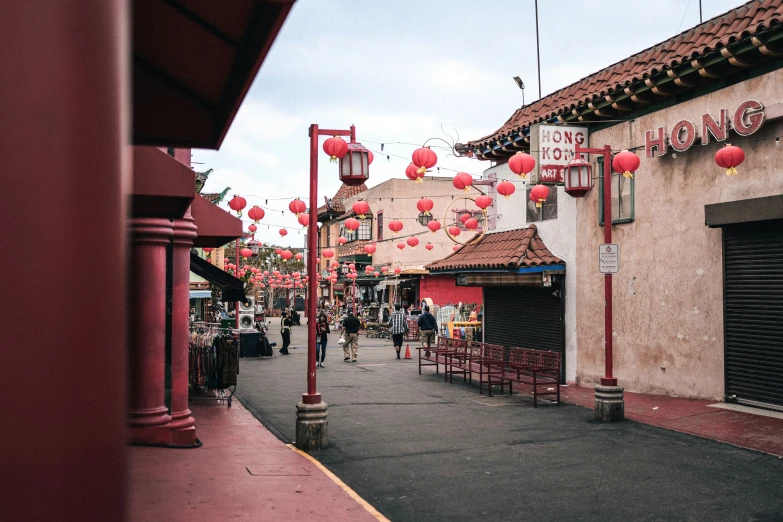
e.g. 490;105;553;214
280;250;293;262
715;144;745;176
405;162;424;182
202;247;213;252
322;249;335;259
508;151;536;179
459;213;471;224
453;245;460;251
381;267;388;273
448;226;461;237
248;223;257;233
373;271;380;277
298;214;310;227
453;172;473;192
416;198;434;216
344;217;360;231
331;260;339;268
368;150;374;165
274;248;282;255
394;267;401;275
412;146;437;175
248;205;265;222
529;184;550;208
497;180;516;199
407;237;419;249
363;243;377;255
338;236;347;245
240;247;253;258
228;195;247;216
427;220;441;233
465;218;479;230
612;150;641;179
348;263;355;270
388;220;403;234
279;228;288;237
425;243;434;251
474;194;493;210
288;198;306;216
295;253;303;261
323;136;348;161
397;242;405;250
352;200;370;218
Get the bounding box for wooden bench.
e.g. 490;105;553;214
418;335;448;375
456;342;509;396
501;348;561;407
405;319;420;342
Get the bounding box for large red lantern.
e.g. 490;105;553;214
202;247;213;253
459;213;471;224
397;242;405;250
453;245;460;251
279;228;288;237
274;248;282;255
394;267;401;275
448;226;461;237
295;253;303;261
612;150;641;179
367;150;374;165
416;197;434;216
288;198;307;216
474;194;493;210
248;205;265;222
405;162;424;182
363;243;377;255
715;144;745;176
529;184;550;208
348;263;355;270
465;218;479;230
248;223;257;233
373;271;380;277
412;146;437;175
344;217;360;231
388;220;403;234
427;220;441;233
352;200;370;218
322;249;335;259
228;195;247;216
497;180;516;199
240;247;253;258
508;151;536;179
339;139;371;187
453;172;473;192
425;243;434;251
407;237;419;249
297;214;309;227
280;249;293;262
338;236;348;245
323;136;348;161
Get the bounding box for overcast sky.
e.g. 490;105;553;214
196;0;749;248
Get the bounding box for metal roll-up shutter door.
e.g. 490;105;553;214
724;219;783;408
484;286;564;380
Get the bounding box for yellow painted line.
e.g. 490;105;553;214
287;444;390;522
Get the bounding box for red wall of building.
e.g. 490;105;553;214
420;274;482;307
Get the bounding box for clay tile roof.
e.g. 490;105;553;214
425;225;563;271
467;0;783;150
317;183;368;217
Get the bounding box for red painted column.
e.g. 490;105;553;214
601;146;617;387
170;208;197;445
128;218;173;445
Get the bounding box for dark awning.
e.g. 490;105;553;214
705;195;783;228
132;146;194;219
189;252;247;303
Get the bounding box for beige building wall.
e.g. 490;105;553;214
575;68;783;399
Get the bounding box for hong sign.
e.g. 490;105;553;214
645;100;765;158
530;123;588;184
599;244;619;274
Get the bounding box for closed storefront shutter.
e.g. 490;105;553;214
484;285;564;380
723;219;783;408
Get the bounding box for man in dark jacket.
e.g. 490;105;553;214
342;310;361;362
417;305;438;355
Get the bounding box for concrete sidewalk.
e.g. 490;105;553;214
128;400;383;521
561;385;783;457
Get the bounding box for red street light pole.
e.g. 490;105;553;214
574;143;617;387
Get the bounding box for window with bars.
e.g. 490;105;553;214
377;211;384;240
597;156;634;225
341;218;372;243
526;187;558;222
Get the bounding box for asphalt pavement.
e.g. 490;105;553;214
236;318;783;522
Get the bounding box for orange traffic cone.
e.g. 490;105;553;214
404;345;412;359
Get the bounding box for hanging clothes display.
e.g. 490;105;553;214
188;323;239;406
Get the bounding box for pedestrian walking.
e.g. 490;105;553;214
342;309;361;362
279;312;292;355
316;312;330;368
389;304;408;360
417;305;438;356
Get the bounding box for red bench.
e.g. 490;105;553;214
501;348;561;407
418;335;449;376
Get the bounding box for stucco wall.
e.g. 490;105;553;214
420;274;483;308
576;68;783;399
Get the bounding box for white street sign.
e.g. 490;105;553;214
599;244;619;274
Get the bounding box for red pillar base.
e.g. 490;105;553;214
128;405;172;445
169;425;198;446
600;377;618;386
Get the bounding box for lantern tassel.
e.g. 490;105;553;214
622;171;634;179
517;173;527;179
330;156;338;163
424;211;430;216
726;167;737;176
417;166;426;175
415;177;423;183
536;201;544;208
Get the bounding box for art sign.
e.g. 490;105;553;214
645;100;765;158
529;123;588;184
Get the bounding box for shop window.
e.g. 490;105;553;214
597;156;634;225
358;218;372;240
526;186;558;222
377;211;384;240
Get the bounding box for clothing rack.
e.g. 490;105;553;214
188;323;239;407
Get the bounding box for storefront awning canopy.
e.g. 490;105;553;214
189;252;247;303
132;146;194;219
191;195;243;248
189;290;212;298
426;225;564;274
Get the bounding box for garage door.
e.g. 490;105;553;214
723;219;783;408
484;285;564;380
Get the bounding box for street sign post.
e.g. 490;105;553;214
599;244;619;274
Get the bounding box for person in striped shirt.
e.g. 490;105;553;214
389;304;408;360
